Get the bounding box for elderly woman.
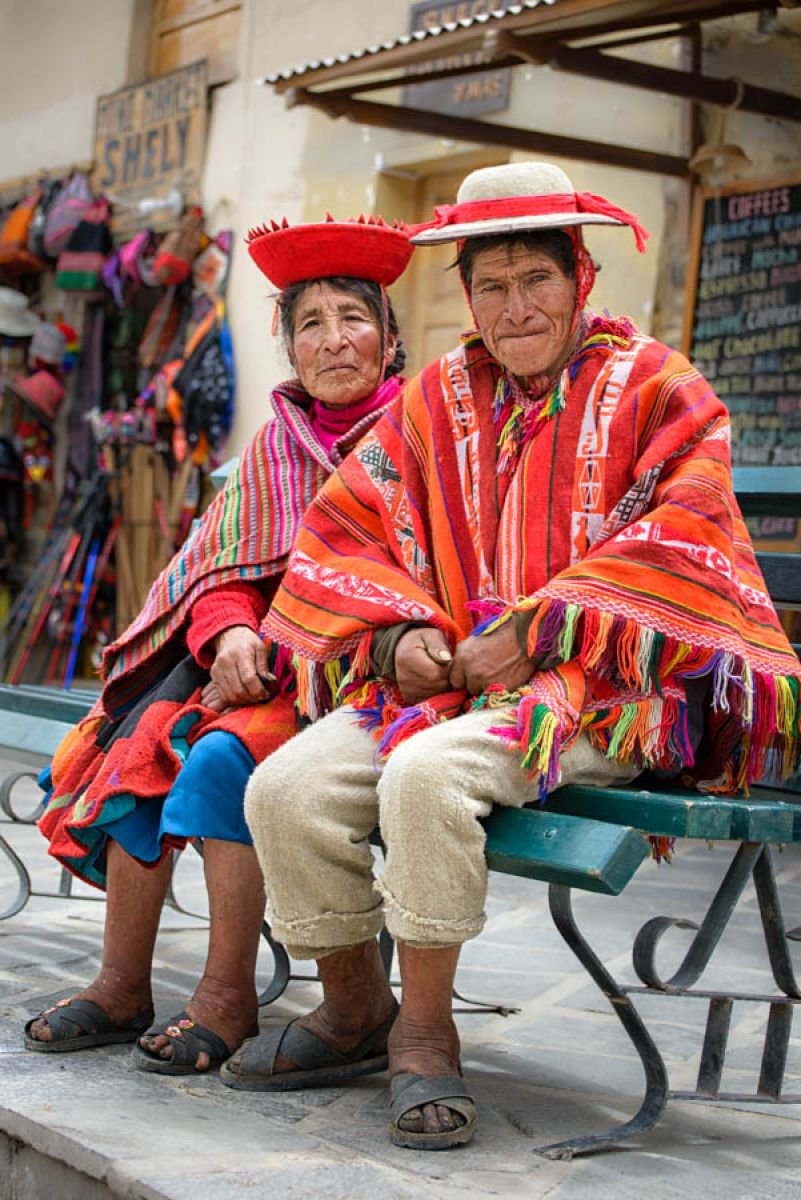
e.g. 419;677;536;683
24;214;413;1075
226;163;801;1150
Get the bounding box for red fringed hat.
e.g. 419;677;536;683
412;162;649;253
246;214;414;289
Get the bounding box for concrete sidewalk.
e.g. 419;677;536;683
1;753;800;1199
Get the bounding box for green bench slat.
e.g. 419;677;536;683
742;786;801;841
721;797;795;842
483;806;648;896
0;710;75;759
549;782;798;843
549;783;734;840
732;466;801;517
0;684;95;730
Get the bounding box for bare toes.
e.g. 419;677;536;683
398;1105;425;1133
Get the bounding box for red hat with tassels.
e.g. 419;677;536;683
246;214;414;289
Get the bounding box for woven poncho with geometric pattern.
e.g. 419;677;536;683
262;316;801;798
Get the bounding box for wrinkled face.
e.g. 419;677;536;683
468;243;577;381
289;282;395;407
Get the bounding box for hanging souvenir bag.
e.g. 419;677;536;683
138;285;183;370
56;197;112;293
43;171;92;257
171;302;234;453
120;230;159;287
0;189;45;275
26;179;61;261
153;206;205;286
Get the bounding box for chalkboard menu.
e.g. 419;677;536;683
685;174;801;542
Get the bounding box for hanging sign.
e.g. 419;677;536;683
402;1;511;117
91;60;208;235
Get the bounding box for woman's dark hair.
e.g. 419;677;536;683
278;275;406;378
455;229;577;291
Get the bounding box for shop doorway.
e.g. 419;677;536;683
380;155;508;376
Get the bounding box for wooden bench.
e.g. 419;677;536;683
2;466;800;1155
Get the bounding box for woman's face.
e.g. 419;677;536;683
289;282;395;407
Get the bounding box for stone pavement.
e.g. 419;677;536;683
1;750;800;1199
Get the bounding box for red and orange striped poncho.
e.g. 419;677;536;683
262;316;801;797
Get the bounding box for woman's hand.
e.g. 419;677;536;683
208;626;275;709
394;626;453;704
448;620;534;697
200;680;227;713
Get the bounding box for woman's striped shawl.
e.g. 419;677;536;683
101;378;402;714
263;318;801;795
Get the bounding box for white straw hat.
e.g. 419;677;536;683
0;286;40;337
411;161;648;251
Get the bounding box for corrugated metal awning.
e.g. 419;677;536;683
260;0;801;178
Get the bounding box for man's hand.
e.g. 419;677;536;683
394;626;453;704
207;626;275;709
448;619;534;697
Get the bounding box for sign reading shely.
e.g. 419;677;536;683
402;1;512;118
92;60;207;234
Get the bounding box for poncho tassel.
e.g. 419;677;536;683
376;692;464;759
515;596;801;786
491;697;562;800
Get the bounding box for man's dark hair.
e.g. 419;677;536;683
278;276;406;378
455;229;577;291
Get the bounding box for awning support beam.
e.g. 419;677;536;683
542;43;801;123
288;88;689;177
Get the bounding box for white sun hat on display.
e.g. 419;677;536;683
0;286;40;337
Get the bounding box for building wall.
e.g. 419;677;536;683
1;2;799;456
0;0;146;174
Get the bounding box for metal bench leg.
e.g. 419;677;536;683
257;919;293;1006
0;830;33;920
534;883;669;1159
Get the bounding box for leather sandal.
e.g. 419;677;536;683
220;1001;399;1092
24;997;155;1053
389;1072;478;1150
131;1010;259;1075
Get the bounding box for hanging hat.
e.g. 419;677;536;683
411;162;649;252
29;321;67;368
246;214;414;289
9;369;65;423
0;286;40;337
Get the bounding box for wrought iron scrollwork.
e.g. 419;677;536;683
631;843;800;998
534;843;801;1159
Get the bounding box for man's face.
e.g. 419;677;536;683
468;242;577;381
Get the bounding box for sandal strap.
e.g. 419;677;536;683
143;1010;232;1069
26;998;153;1043
277;1020;355;1070
390;1073;475;1121
230;1003;398;1080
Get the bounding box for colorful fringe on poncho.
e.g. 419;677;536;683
262;316;801;801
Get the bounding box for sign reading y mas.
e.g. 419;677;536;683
92;61;207;234
402;1;511;118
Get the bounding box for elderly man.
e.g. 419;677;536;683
222;162;801;1150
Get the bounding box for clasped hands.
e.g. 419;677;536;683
394;622;535;706
199;621;537;712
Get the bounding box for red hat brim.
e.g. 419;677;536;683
247;221;413;290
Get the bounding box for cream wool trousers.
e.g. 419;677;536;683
244;703;639;959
